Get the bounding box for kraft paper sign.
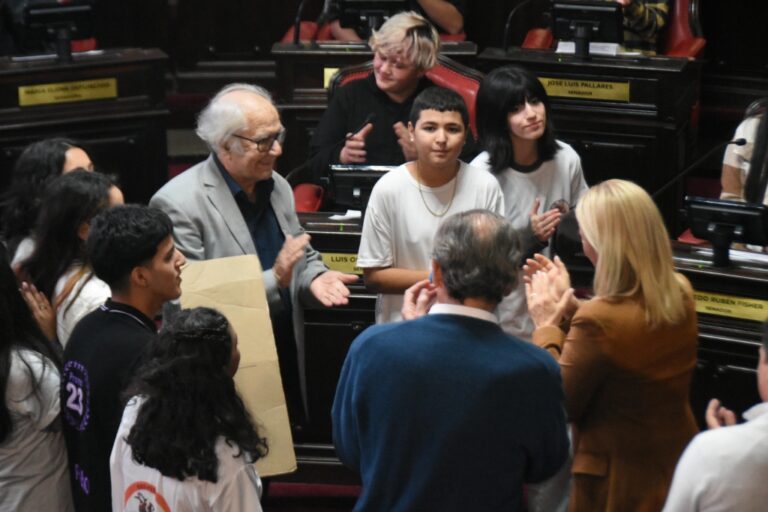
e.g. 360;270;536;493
179;255;296;477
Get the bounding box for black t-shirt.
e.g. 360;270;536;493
308;73;478;182
61;299;157;512
309;74;435;182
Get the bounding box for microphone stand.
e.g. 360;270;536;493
293;0;309;47
503;0;536;53
310;0;333;48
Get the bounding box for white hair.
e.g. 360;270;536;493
195;83;273;152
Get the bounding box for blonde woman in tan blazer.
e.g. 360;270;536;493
525;179;699;512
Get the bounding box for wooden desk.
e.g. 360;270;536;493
0;48;168;204
478;47;702;232
673;243;768;424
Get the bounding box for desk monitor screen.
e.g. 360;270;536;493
552;0;623;57
686;196;768;267
339;0;408;34
330;164;395;211
24;2;93;61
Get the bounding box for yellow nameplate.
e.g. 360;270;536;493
693;291;768;322
18;78;118;107
323;68;340;89
321;252;363;275
539;77;630;102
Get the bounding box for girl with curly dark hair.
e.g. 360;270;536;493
110;307;268;511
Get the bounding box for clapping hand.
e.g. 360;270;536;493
705;398;736;429
273;234;312;288
310;271;358;307
20;281;57;342
394;122;418;161
525;267;575;328
524;254;580;321
530;197;562;242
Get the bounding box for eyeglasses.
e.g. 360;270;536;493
232;127;286;153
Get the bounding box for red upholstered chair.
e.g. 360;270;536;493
329;55;484;139
662;0;706;57
293;183;326;212
280;22;335;43
522;0;705;59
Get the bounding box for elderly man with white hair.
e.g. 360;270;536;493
150;83;357;422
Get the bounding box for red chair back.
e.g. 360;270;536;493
293;183;325;212
280;21;320;43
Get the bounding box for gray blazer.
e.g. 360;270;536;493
150;155;327;414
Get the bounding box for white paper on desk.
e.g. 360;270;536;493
694;246;768;265
329;209;362;220
556;41;641;56
179;255;296;477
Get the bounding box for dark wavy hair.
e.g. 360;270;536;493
0;244;62;443
476;65;559;174
0;138;83;255
432;209;521;304
124;307;268;482
19;170;113;301
86;205;173;293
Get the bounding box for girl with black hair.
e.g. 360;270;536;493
471;65;588;341
0;246;74;512
0;138;93;265
19;170;123;345
111;307;267;511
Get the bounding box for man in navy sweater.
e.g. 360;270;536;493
332;209;568;511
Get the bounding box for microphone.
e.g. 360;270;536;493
503;0;536;53
293;0;309;47
310;0;334;47
338;112;377;145
651;139;747;199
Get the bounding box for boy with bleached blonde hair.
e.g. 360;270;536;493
309;11;460;185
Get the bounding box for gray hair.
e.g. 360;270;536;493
195;83;273;152
432;210;521;304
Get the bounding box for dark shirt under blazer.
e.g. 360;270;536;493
149;156;328;413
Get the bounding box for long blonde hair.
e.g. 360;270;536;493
576;179;688;327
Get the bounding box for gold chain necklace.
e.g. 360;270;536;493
414;162;459;218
